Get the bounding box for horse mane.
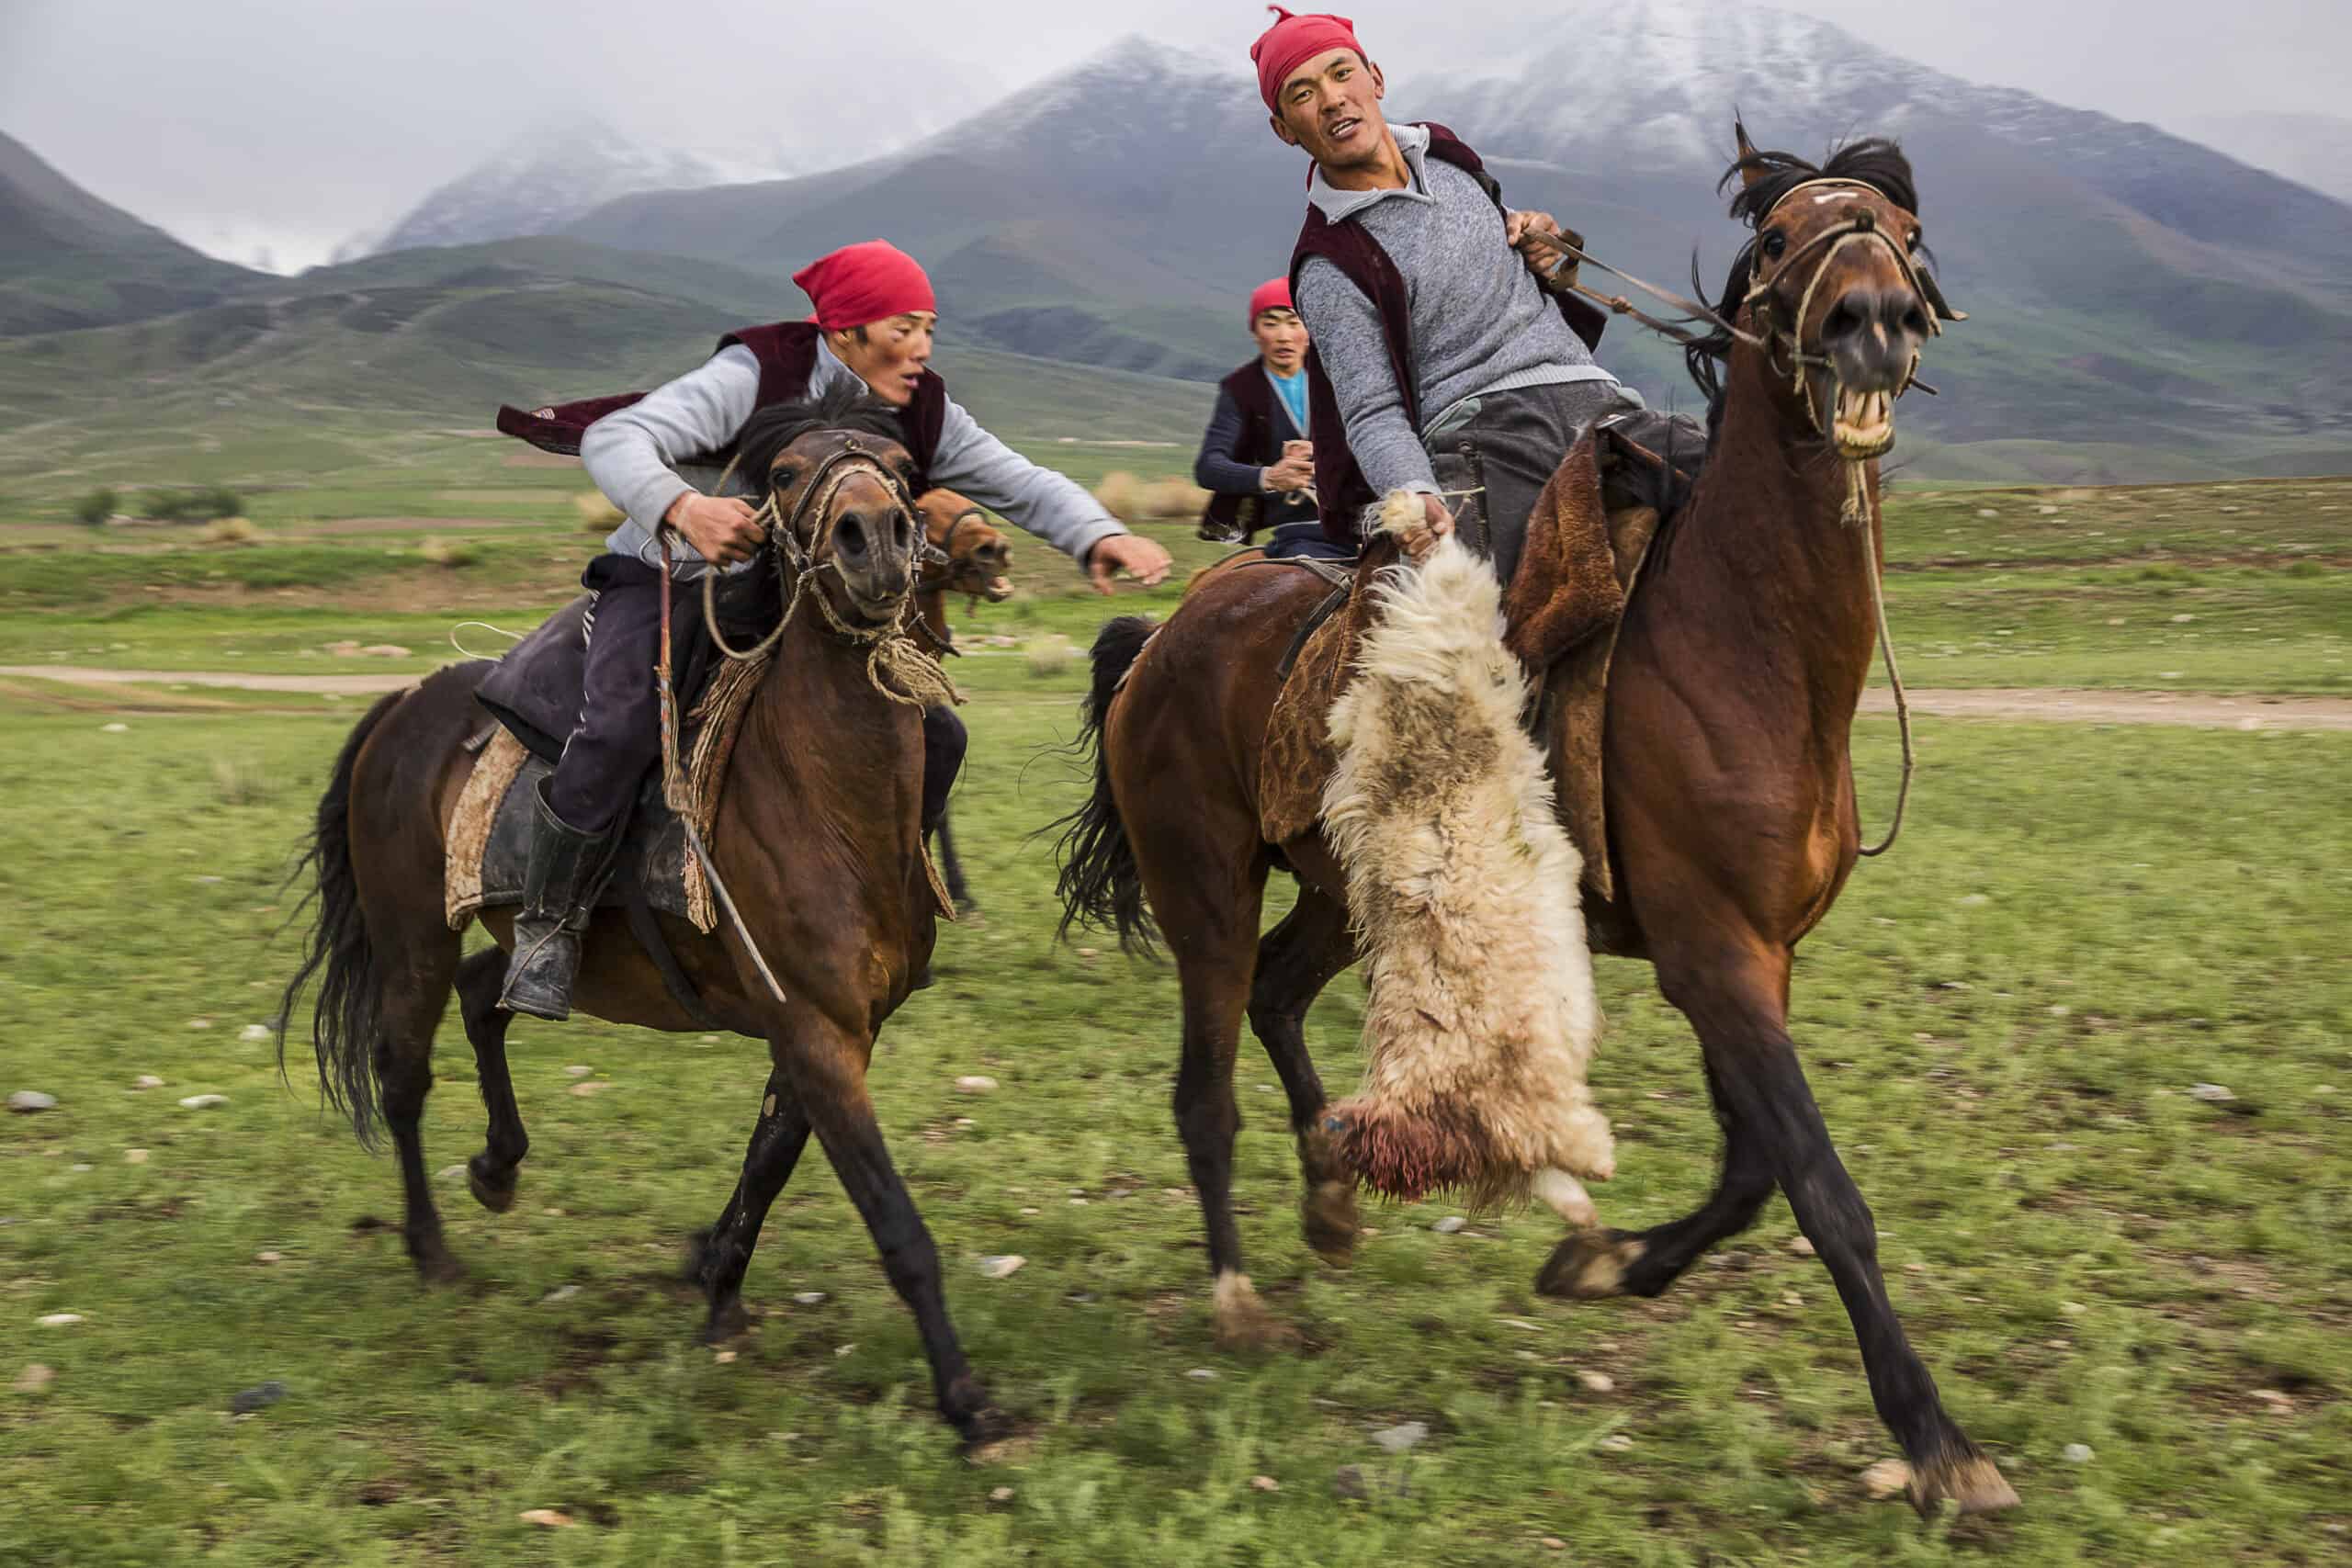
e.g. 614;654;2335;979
734;378;907;478
1681;133;1924;438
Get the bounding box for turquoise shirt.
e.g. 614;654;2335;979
1266;366;1309;437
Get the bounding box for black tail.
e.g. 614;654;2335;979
276;689;405;1148
1050;615;1159;955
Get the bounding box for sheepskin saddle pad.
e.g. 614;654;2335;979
1317;507;1615;1207
1258;419;1684;901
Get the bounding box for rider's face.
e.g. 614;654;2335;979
1269;50;1387;174
830;312;936;406
1251;309;1308;374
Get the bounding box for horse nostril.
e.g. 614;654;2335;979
1824;294;1870;341
838;513;867;558
1899;304;1929;338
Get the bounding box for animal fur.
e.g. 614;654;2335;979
1320;496;1614;1205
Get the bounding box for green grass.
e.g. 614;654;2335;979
3;656;2347;1564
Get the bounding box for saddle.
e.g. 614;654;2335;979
1257;411;1702;901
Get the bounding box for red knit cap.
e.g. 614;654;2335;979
792;240;936;333
1247;277;1295;323
1250;7;1369;114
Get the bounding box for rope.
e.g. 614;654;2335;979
447;621;527;660
1856;484;1915;858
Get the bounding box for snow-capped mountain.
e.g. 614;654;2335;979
368;118;796;257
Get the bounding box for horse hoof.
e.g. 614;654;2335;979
1910;1450;2021;1516
466;1156;519;1213
943;1374;1007;1446
699;1300;752;1347
1300;1180;1361;1267
413;1247;467;1287
1213;1272;1300;1350
1535;1230;1645;1300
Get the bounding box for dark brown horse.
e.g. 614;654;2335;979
278;386;1002;1441
912;489;1013;909
1055;134;2016;1512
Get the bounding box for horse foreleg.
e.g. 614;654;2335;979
453;947;527;1213
1247;875;1360;1266
932;812;973;912
374;933;464;1283
786;1019;1000;1443
687;1066;813;1343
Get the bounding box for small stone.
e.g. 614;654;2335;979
1332;1465;1370;1500
568;1079;611;1097
229;1381;288;1415
2063;1443;2094;1464
1186;1368;1218;1382
1788;1235;1815;1257
1781;1292;1804;1307
1958;894;1989;907
1372;1421;1428;1453
1019;1206;1040;1215
178;1094;228;1110
978;1254;1025;1280
1431;1216;1467;1235
2188;1083;2235;1102
37;1314;83;1327
1597;1434;1634;1453
1975;508;1997;519
14;1361;58;1396
1250;1474;1279;1492
254;1251;283;1265
101;722;130;733
518;1509;575;1529
2047;1005;2072;1018
187;1018;211;1030
7;1091;57;1113
125;1149;148;1164
989;1485;1015;1503
1541;1538;1566;1551
2170;614;2195;624
1076;947;1101;958
239;1024;270;1043
2251;1388;2293;1410
1860;1458;1912;1499
133;1076;164;1089
564;1066;592;1077
437;1165;466;1182
70;1163;93;1173
834;1344;855;1358
1577;1371;1615;1394
793;1292;827;1305
2060;1301;2086;1316
955;1076;998;1094
713;1349;738;1364
540;1286;580;1304
358;644;411;659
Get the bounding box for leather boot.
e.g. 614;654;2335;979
500;780;618;1021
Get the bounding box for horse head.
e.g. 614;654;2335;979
1703;122;1963;461
914;489;1013;604
736;384;922;632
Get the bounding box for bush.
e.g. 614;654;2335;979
72;488;118;525
1091;471;1208;522
141;485;244;522
1092;470;1144;520
418;535;478;568
196;516;261;546
571;491;623;531
1025;633;1075;679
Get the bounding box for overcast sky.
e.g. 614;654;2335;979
3;0;2341;273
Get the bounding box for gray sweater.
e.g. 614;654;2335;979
581;337;1128;577
1293;123;1623;498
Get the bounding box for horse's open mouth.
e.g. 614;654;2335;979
980;576;1013;603
1833;387;1895;459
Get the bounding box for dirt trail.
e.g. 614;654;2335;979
7;666;2352;729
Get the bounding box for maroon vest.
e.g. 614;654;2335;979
1289;125;1607;542
493;320;951;491
1199;359;1296;535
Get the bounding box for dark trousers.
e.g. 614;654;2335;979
1426;378;1643;589
546;559;968;837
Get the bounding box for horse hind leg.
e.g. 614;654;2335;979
373;931;466;1282
454;947;527;1213
685;1066;813;1343
1246;876;1360;1267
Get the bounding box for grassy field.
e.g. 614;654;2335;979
4;643;2350;1564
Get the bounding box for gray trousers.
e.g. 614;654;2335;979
1425;378;1643;589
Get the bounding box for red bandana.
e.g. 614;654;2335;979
791;240;936;333
1247;276;1295;323
1250;7;1369;114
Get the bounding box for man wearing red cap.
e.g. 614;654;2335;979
491;239;1170;1018
1252;9;1640;582
1192;277;1317;546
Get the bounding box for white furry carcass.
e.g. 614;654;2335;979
1318;500;1614;1210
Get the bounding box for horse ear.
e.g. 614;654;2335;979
1734;119;1767;187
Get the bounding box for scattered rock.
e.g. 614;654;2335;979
1597;1434;1634;1453
713;1349;737;1364
1076;947;1101;959
989;1485;1016;1503
568;1080;612;1097
37;1314;83;1327
1577;1371;1615;1394
101;721;131;734
2169;614;2196;624
1957;894;1989;907
1372;1421;1428;1453
239;1024;271;1043
2062;1443;2094;1464
540;1286;580;1304
14;1365;56;1394
124;1149;148;1165
254;1251;284;1265
187;1018;211;1030
2060;1300;2086;1316
2251;1388;2294;1411
1186;1368;1218;1382
978;1254;1025;1280
833;1344;855;1358
70;1163;93;1173
1250;1474;1279;1492
2188;1083;2236;1103
7;1091;57;1113
955;1076;999;1094
178;1094;228;1110
1431;1216;1467;1235
1540;1537;1566;1551
437;1165;466;1182
230;1381;288;1415
1975;509;1997;519
1332;1465;1371;1500
518;1509;575;1529
1860;1458;1912;1499
792;1292;827;1306
358;644;411;659
1788;1235;1815;1258
1019;1206;1040;1215
133;1075;165;1089
563;1065;593;1077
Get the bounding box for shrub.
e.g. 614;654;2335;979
211;757;277;806
72;488;118;525
571;491;623;531
196;516;261;546
1092;470;1144;520
418;535;477;568
1025;633;1075;679
1139;477;1209;519
142;485;243;522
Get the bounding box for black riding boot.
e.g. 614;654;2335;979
500;779;619;1021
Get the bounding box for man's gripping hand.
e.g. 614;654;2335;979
665;492;767;566
1400;493;1453;562
1086;533;1174;595
1505;209;1580;293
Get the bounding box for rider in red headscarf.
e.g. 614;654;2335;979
1192;276;1318;545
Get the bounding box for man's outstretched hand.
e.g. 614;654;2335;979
1087;533;1174;594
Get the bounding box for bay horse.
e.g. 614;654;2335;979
1055;134;2016;1512
278;384;1002;1442
912;489;1012;910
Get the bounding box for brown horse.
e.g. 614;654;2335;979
278;385;1002;1441
1055;134;2016;1512
910;489;1013;909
